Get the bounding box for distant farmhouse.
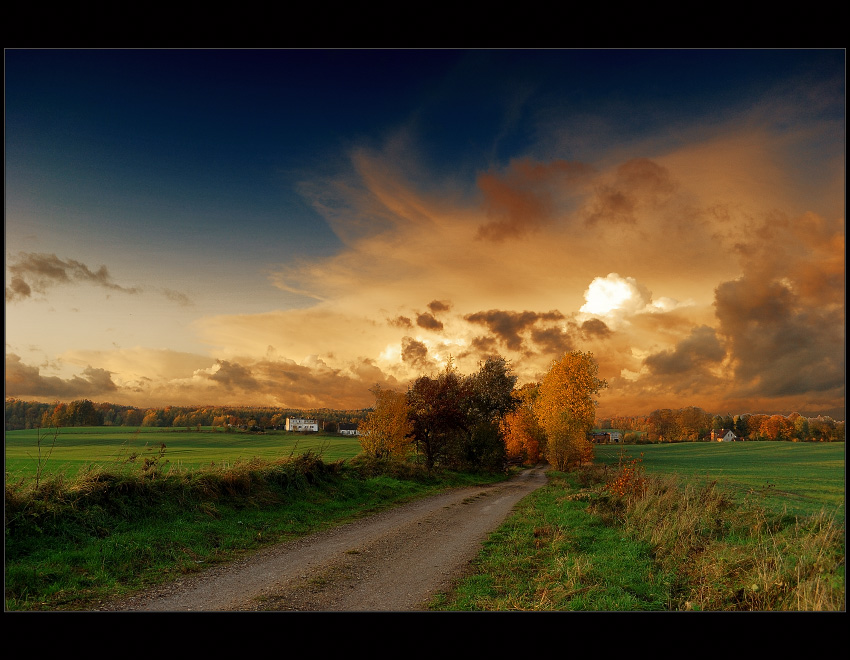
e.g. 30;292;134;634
285;417;319;432
338;423;360;436
711;429;738;442
590;430;622;444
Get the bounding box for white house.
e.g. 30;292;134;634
711;429;738;442
338;423;360;436
286;417;319;432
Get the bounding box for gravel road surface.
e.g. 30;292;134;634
99;465;548;612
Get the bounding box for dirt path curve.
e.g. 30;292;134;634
99;465;548;612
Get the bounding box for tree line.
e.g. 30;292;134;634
599;408;845;443
3;399;369;432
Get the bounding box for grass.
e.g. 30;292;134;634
430;470;671;611
6;432;844;612
4;452;506;611
4;427;363;479
431;450;845;612
593;442;845;521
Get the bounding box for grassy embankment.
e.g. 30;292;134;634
5;428;506;611
6;429;845;611
431;442;845;611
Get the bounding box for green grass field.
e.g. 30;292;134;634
593;441;845;521
4;427;364;479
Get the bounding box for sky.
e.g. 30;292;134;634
5;49;846;420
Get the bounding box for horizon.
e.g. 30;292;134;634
5;49;845;421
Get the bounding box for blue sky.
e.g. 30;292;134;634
5;49;845;418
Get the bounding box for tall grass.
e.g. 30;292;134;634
433;458;844;611
596;469;845;611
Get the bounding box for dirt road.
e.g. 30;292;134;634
99;465;548;612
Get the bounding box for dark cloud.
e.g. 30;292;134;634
401;336;431;369
714;276;844;397
388;315;413;328
205;360;261;391
416;312;444;331
427;300;452;313
475;158;593;242
464;309;565;352
712;211;845;400
583;158;676;227
580;318;612;339
161;288;194;307
5;252;142;302
5;354;118;397
6;276;31;301
470;336;499;354
644;326;726;376
529;326;574;357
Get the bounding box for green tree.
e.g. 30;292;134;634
459;356;518;471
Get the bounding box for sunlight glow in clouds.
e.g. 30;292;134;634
580;273;648;316
578;273;690;330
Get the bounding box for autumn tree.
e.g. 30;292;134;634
358;385;413;459
536;351;607;471
501;382;544;464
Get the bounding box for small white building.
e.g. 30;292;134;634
711;429;738;442
286;417;319;432
338;423;360;436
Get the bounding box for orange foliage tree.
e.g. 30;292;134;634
536;351;607;471
500;383;544;464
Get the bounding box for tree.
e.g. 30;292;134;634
407;363;470;470
536;351;607;471
358;385;413;459
501;383;544;464
459;356;518;471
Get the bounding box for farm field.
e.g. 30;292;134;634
593;441;845;521
4;427;363;479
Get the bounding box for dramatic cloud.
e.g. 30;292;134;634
713;212;845;400
464;310;565;353
644;325;726;375
5;52;843;419
6;353;118;398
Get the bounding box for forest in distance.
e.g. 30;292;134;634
5;397;844;443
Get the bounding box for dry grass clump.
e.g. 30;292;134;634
588;464;845;611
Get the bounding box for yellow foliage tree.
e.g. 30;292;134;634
359;385;413;459
536;351;607;471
